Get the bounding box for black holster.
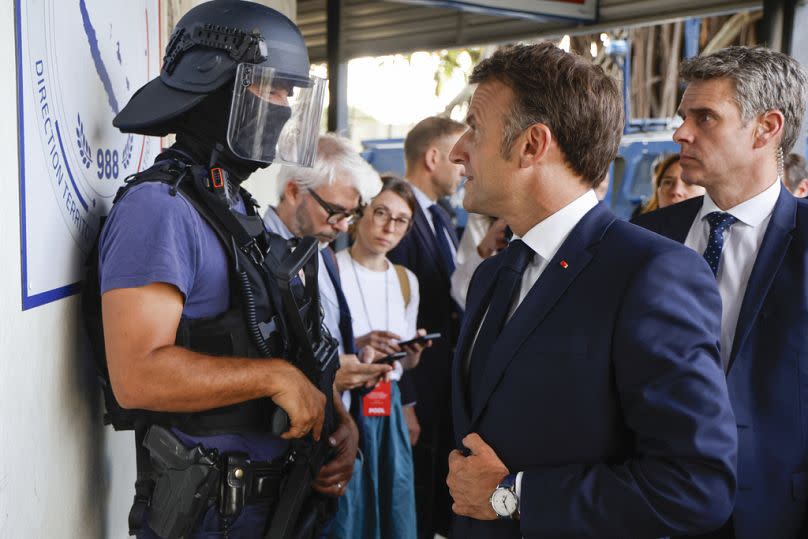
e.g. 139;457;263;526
142;425;221;539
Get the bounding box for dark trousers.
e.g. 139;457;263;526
137;501;273;539
413;405;453;539
686;519;734;539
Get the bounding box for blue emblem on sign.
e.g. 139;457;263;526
16;0;160;309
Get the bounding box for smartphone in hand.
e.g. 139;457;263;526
377;351;407;365
398;332;441;347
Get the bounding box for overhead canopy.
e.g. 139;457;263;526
299;0;761;62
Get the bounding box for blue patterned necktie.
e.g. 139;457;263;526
702;211;738;277
467;240;534;399
428;204;457;274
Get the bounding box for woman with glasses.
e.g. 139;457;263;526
331;177;431;539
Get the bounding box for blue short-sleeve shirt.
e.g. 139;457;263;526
99;180;287;460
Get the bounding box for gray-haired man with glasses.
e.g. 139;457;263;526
264;133;394;400
306;187;364;226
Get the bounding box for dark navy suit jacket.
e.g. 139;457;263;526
389;202;461;425
453;203;737;538
634;186;808;539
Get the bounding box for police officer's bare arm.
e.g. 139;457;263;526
102;281;326;440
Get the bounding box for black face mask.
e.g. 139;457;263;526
230;91;293;164
175;86;266;182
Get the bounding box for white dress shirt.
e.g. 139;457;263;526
462;190;600;504
410;182;458;260
508;190;600;321
683;178;780;370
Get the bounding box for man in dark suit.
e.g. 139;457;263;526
445;43;738;538
633;46;808;539
388;116;466;538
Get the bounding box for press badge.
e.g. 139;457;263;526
362;380;392;416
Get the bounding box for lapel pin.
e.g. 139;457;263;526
559;260;569;269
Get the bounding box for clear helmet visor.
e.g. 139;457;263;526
227;63;326;167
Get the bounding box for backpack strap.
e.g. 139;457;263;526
393;264;410;308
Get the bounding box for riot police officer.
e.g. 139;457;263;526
87;1;358;537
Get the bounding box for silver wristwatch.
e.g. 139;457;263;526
490;473;519;519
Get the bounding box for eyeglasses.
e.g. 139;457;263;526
307;188;361;225
370;206;411;231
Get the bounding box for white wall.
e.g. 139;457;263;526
0;1;296;537
0;0;107;533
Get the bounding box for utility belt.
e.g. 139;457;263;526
135;425;293;539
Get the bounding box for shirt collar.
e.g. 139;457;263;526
697;177;781;228
265;207;332;252
409;182;436;213
263;206;294;240
517;190;599;262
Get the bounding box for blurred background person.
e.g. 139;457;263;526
783;152;808;197
333;177;430;539
637;153;705;215
450;215;508;309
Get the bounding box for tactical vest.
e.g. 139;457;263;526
83;155;333;436
83;154;341;536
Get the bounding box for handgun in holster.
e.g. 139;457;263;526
142;425;220;539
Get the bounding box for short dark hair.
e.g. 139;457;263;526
469;43;624;187
784;152;808;192
681;46;808;153
404;116;466;170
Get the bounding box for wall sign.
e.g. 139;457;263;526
16;0;161;310
390;0;598;22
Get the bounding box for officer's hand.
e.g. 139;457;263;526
312;404;359;497
268;360;326;441
334;354;391;392
355;330;402;357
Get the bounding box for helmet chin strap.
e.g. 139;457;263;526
174;131;261;184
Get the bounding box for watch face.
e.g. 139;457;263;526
491;487;518;517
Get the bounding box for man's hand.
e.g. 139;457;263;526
447;433;509;520
268;360;327;440
477;219;508;259
334;353;391;392
313;392;359;497
402;404;421;446
356;330;402;357
398;328;434;370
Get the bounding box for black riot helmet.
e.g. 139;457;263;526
114;0;325;167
